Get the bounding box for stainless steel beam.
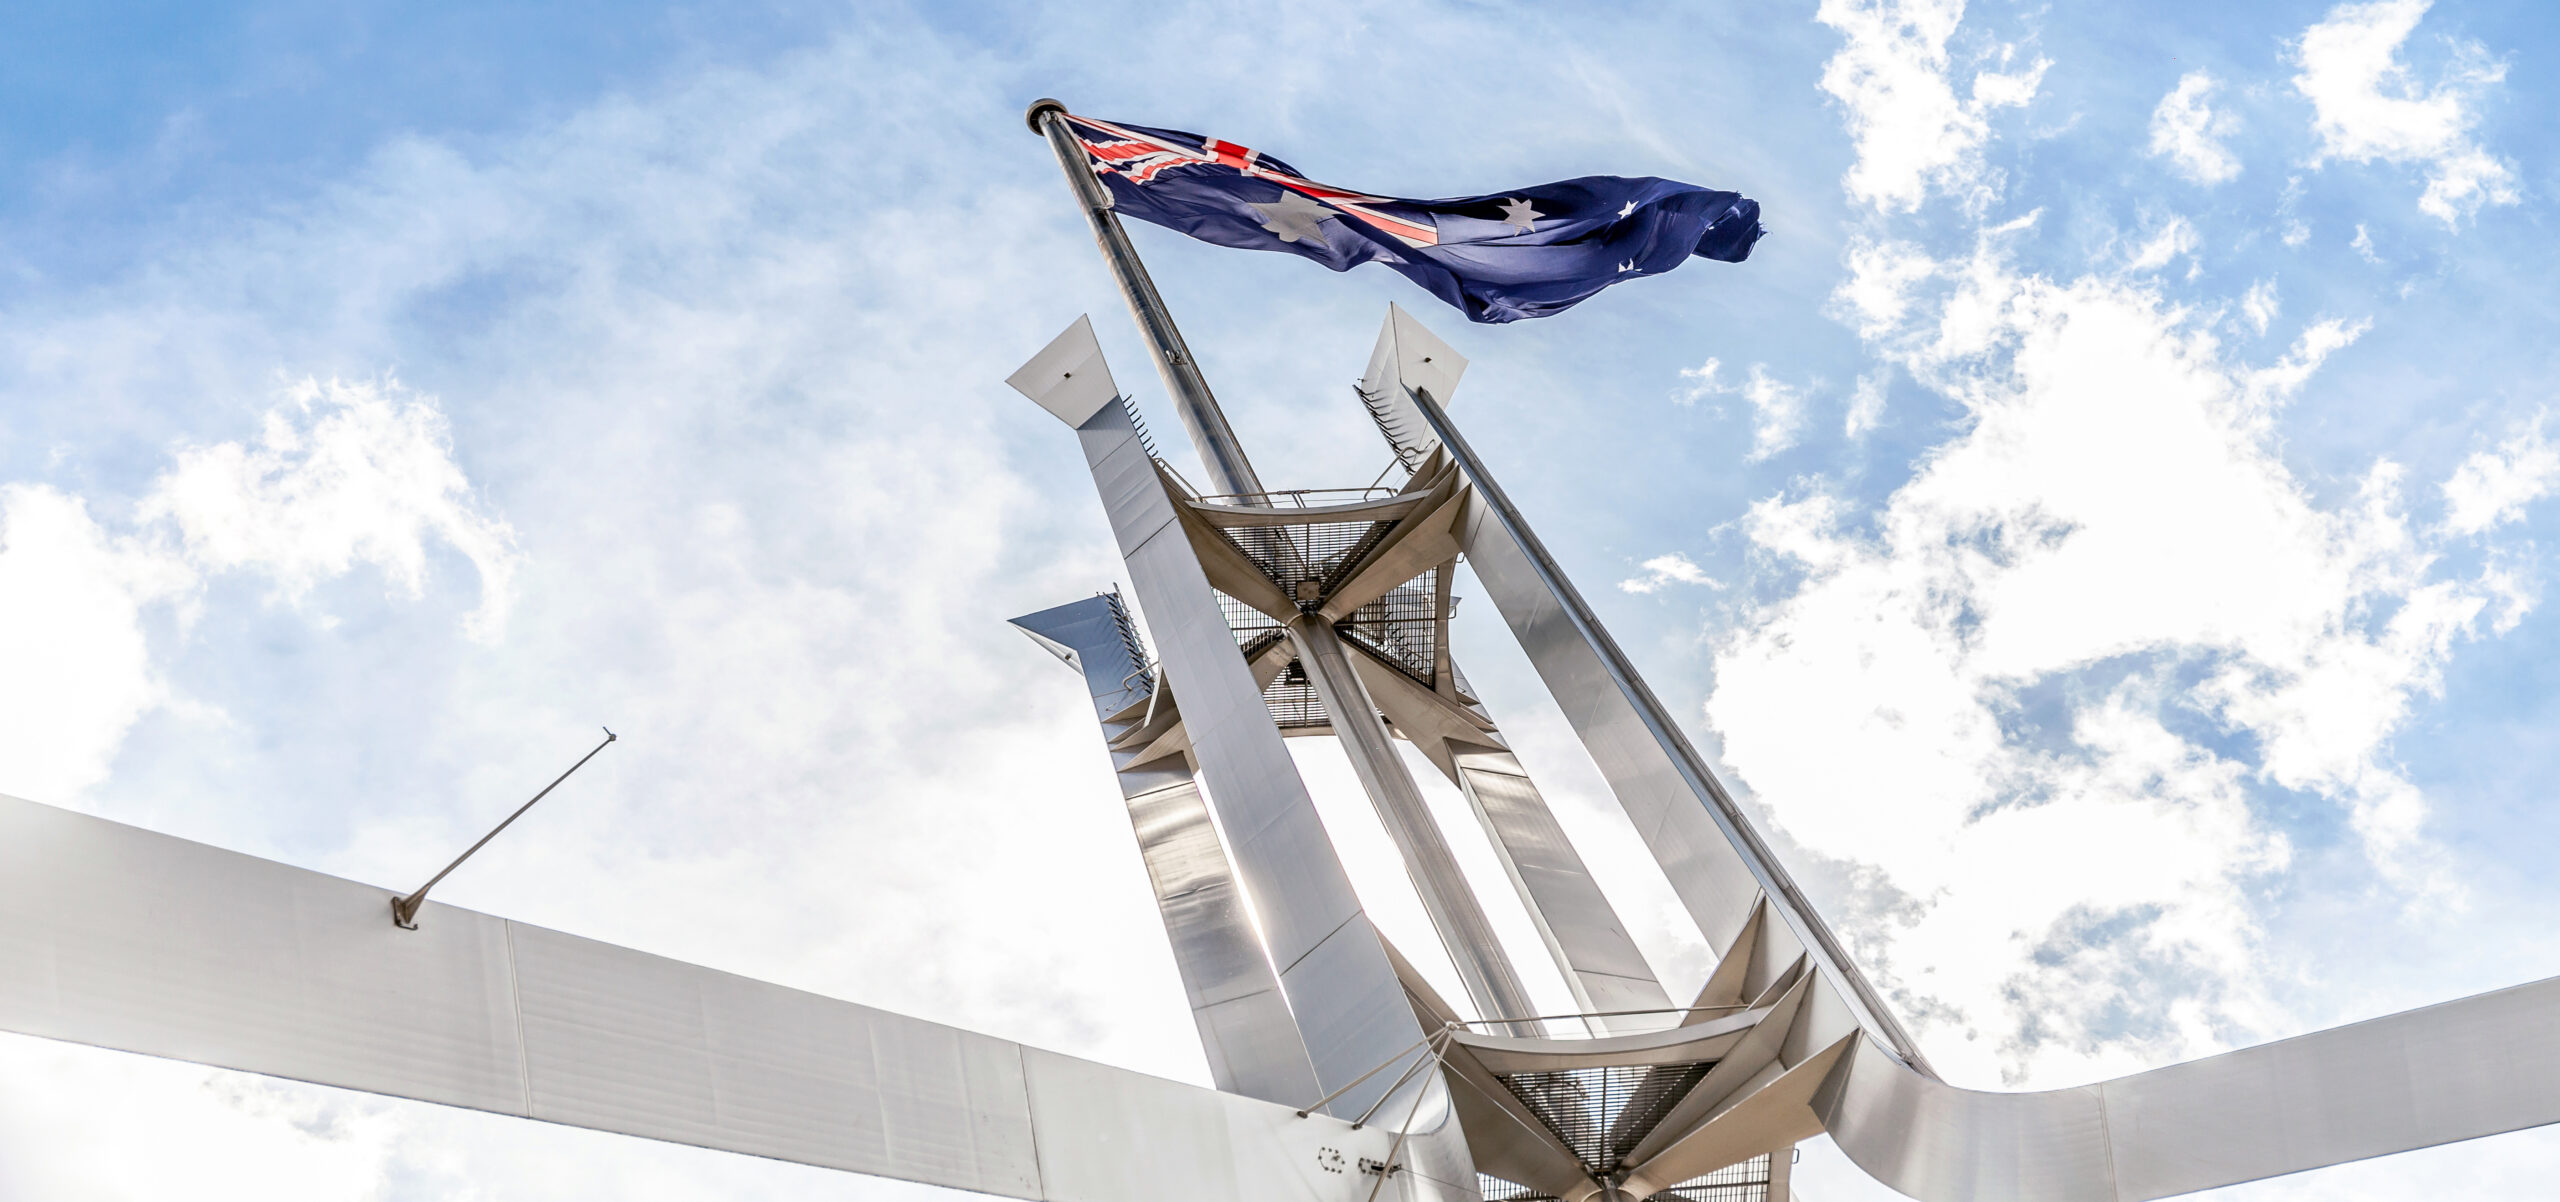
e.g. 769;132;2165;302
1816;970;2560;1200
1031;376;1427;1123
1409;383;1933;1078
1011;594;1323;1108
1289;613;1539;1035
1448;749;1675;1035
0;792;1487;1202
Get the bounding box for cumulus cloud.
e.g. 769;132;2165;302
0;379;515;805
1723;224;2529;1084
2148;71;2242;184
1815;0;2049;212
2443;415;2560;536
144;377;519;640
1619;552;1723;595
2292;0;2518;226
0;488;188;801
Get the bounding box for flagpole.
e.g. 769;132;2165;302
1027;99;1266;499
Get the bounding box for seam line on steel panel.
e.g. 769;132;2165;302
1015;1043;1052;1200
1123;515;1182;557
2097;1078;2123;1201
1274;911;1365;977
502;921;535;1116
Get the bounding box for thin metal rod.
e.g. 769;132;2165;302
1296;1032;1433;1119
1362;1046;1439;1202
391;728;618;929
1349;1025;1454;1129
1026;99;1265;497
1450;1003;1753;1030
1405;384;1940;1080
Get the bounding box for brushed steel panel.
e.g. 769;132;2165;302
1071;400;1426;1119
1012;594;1322;1107
1293;616;1537;1031
1819;1038;2115;1202
0;793;526;1113
2100;975;2560;1199
1451;477;1918;1070
1452;754;1672;1033
509;923;1043;1195
0;791;1482;1201
1818;972;2560;1200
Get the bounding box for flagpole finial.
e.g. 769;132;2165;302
1025;98;1067;135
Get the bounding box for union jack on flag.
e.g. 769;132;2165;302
1060;112;1762;324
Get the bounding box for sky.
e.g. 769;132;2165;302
0;0;2556;1198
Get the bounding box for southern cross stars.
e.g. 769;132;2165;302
1249;191;1334;246
1619;200;1639;218
1497;197;1541;235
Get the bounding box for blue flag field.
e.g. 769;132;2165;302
1063;113;1763;323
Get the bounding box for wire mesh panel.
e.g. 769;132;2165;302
1338;568;1438;686
1480;1152;1772;1202
1211;592;1325;730
1477;1175;1558;1202
1220;519;1398;606
1655;1154;1773;1201
1496;1062;1713;1179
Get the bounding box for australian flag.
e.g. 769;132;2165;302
1063;113;1764;324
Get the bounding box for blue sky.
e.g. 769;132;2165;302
2;1;2556;1198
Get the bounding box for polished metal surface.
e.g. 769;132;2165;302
1409;381;1931;1079
1357;304;1467;471
1029;100;1264;497
1;791;1463;1201
1289;612;1540;1036
1450;751;1674;1036
1006;314;1124;430
1012;595;1324;1107
1043;386;1429;1122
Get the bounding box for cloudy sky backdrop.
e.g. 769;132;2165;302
2;0;2557;1197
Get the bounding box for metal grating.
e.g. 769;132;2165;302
1477;1175;1557;1202
1496;1062;1714;1178
1262;659;1327;728
1655;1154;1773;1201
1480;1152;1772;1202
1339;568;1437;686
1223;519;1397;608
1212;592;1325;729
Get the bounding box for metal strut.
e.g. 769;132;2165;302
391;728;618;929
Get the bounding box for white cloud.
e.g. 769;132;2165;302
1740;366;1810;460
1677;359;1813;460
2292;0;2518;226
1845;371;1889;437
0;379;519;807
143;376;519;641
2443;414;2560;536
2351;222;2381;261
0;487;187;801
1723;237;2526;1085
1674;357;1724;404
1619;552;1724;595
2241;279;2280;335
2148;71;2242;185
2123;216;2199;273
1815;0;2049;212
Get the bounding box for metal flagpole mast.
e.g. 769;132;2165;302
1023;99;1543;1033
1027;99;1264;499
